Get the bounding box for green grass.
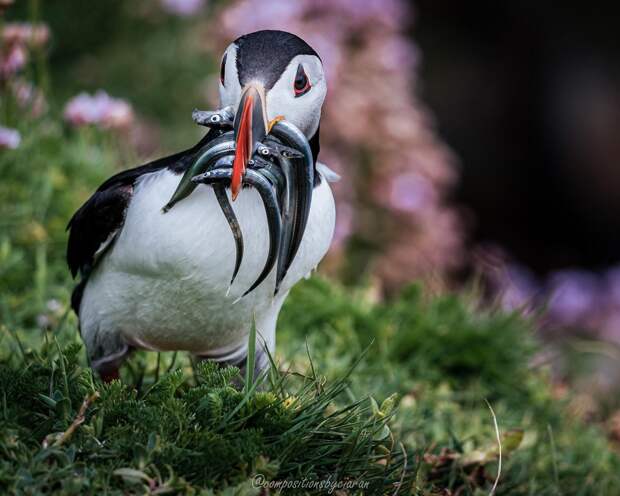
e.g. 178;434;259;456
0;339;410;494
2;109;620;495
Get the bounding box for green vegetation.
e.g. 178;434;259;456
1;124;620;494
0;340;409;494
1;4;620;491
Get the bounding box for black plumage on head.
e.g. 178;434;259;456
234;30;319;90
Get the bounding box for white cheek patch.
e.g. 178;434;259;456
266;54;326;137
219;44;241;108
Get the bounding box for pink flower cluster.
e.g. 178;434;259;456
0;126;21;149
10;79;46;116
160;0;206;16
208;0;464;291
0;41;25;78
0;22;49;79
0;20;51;148
2;22;50;46
484;250;620;345
63;91;134;130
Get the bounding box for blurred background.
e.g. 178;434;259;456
2;0;620;410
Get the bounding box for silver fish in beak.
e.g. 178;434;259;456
168;107;314;297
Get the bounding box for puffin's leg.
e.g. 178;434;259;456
194;347;269;390
100;369;120;383
215;348;269;382
85;328;132;383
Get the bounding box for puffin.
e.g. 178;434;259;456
66;30;336;380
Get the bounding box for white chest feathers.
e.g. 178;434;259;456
78;168;335;361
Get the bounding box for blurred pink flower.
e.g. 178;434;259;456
208;0;462;292
0;22;50;124
387;172;437;213
379;36;419;73
64;91;134;130
308;0;408;29
11;79;46;116
46;299;63;313
0;43;26;78
0;126;21;149
332;202;354;249
547;270;602;326
160;0;206;16
221;0;302;33
601;311;620;344
495;265;540;313
483;254;620;339
36;313;51;330
606;266;620;307
2;23;50;47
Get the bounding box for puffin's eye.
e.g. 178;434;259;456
220;53;227;86
294;64;311;97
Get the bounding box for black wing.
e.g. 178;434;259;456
67;130;219;312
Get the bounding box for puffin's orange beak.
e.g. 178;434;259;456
232;84;268;200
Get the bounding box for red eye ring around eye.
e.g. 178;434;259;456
294;64;311;97
294;78;311;97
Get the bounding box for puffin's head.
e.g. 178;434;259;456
218;30;326;198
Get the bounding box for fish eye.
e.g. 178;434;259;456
294;64;311;97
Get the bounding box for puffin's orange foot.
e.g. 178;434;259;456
100;368;120;383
